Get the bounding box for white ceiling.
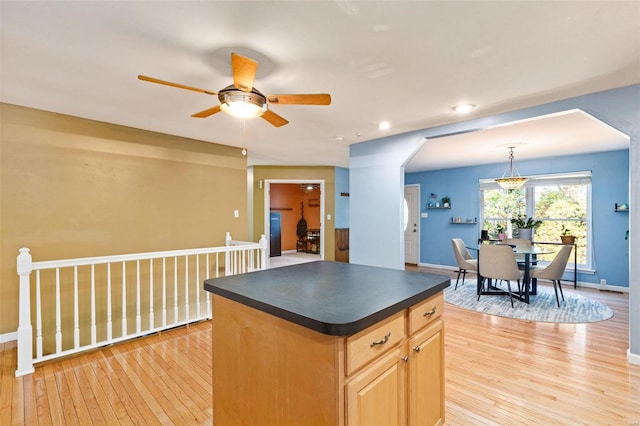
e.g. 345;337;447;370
406;109;630;172
1;1;638;171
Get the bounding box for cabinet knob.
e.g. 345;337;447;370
401;355;409;362
413;346;421;352
423;307;437;318
370;331;391;347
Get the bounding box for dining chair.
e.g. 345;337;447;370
529;245;573;307
505;238;535;270
451;238;478;290
505;238;532;250
479;244;524;307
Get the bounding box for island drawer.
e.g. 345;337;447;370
408;293;443;335
345;311;405;375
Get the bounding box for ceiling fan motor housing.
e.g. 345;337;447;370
218;85;267;118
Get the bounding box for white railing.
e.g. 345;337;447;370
15;232;267;377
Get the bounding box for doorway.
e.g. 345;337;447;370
404;185;419;264
264;179;325;268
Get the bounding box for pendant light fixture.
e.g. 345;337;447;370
495;146;528;190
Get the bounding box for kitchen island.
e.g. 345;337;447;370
204;261;450;425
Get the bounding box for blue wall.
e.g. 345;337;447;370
406;149;630;287
334;167;350;228
350;84;639;358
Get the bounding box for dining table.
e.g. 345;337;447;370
468;243;555;304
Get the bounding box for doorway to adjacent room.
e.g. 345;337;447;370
264;180;325;268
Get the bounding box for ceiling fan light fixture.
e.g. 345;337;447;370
495;146;528;190
219;89;267;119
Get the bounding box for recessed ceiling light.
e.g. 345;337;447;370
452;104;475;114
373;24;390;32
378;121;391;130
334;136;344;141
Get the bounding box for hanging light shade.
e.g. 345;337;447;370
495;146;528;190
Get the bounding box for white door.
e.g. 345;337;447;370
404;185;419;264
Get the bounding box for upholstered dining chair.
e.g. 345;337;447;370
504;238;535;269
451;238;478;290
529;244;573;307
479;244;524;308
504;238;532;249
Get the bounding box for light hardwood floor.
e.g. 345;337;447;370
1;267;638;425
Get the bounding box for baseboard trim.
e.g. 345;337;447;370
418;263;629;292
628;349;640;366
0;331;17;344
583;282;629;293
419;263;458;272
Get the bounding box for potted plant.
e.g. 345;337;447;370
496;223;506;241
441;196;450;208
510;215;543;240
560;225;576;244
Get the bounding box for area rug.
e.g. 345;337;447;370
444;280;613;323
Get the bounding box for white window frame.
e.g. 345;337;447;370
479;171;593;270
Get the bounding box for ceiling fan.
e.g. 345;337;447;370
138;53;331;127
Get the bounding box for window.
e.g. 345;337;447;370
403;197;409;231
480;172;591;269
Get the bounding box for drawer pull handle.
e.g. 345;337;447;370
423;307;437;318
413;346;421;352
370;332;391;347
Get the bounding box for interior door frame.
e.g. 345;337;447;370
404;184;420;265
263;179;325;267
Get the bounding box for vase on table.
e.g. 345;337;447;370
517;228;533;240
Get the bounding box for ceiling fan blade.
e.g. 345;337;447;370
231;53;258;93
191;105;221;118
138;75;216;95
261;109;289;127
266;94;331;105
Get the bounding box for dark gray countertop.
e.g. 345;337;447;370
203;261;450;336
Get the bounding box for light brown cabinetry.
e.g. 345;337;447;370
212;291;444;425
408;321;444;425
346;346;406;425
346;293;444;426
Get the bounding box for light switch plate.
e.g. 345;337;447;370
421;213;428;218
234;210;239;218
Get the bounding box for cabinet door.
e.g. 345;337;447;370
408;320;444;426
346;346;406;426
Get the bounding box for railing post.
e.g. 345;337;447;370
259;234;268;270
225;232;232;276
16;248;35;377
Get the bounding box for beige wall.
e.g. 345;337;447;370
252;166;336;260
0;103;248;335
